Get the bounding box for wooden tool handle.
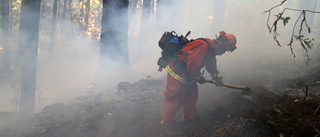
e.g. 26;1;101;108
205;80;247;90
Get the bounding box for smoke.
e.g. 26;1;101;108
0;1;319;136
0;0;317;112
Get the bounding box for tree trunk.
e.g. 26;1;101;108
211;0;227;33
139;0;152;42
41;0;47;18
19;0;42;116
151;0;154;18
141;0;152;27
60;0;68;36
68;0;74;37
48;0;58;55
155;0;171;24
155;0;160;20
129;0;137;23
1;0;11;76
84;0;90;30
62;0;68;20
100;0;129;66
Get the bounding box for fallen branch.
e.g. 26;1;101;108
303;86;308;102
314;105;320;116
221;115;239;137
240;116;246;126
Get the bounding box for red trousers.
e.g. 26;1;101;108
161;72;198;128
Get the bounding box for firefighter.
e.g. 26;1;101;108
158;31;237;135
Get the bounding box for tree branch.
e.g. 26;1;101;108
264;1;320;60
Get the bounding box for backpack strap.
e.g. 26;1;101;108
196;38;214;65
189;38;211;50
196;38;211;51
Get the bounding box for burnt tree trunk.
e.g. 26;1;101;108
1;0;11;76
48;0;58;55
151;0;154;16
139;0;152;38
211;0;227;33
62;0;68;20
129;0;137;22
155;0;171;25
41;0;47;18
137;0;152;59
19;0;42;116
84;0;90;30
155;0;161;20
100;0;129;66
60;0;68;36
68;0;74;37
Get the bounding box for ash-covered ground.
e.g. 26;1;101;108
1;67;319;137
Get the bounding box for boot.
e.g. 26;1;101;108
163;127;176;137
160;120;181;137
179;114;201;130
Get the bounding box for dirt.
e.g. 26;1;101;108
1;68;320;137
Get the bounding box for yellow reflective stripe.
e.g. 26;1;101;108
165;65;187;85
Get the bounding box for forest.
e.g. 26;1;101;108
0;0;320;136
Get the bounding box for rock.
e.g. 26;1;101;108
42;102;65;113
117;82;134;92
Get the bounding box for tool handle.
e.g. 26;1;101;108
185;31;191;38
205;80;247;90
223;83;247;90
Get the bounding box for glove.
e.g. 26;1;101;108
157;57;168;68
196;75;206;84
214;79;224;86
211;72;224;86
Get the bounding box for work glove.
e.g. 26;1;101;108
157;57;168;68
196;75;206;84
211;72;224;86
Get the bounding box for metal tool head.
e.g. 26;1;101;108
241;87;252;100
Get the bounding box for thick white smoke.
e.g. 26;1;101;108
0;0;319;114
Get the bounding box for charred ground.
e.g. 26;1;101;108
1;64;320;137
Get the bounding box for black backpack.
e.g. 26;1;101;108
157;31;190;71
157;31;211;72
158;31;190;60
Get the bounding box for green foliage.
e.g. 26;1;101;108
283;17;290;26
275;14;290;26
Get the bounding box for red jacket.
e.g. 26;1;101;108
176;38;218;82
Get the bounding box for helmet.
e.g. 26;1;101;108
216;31;237;52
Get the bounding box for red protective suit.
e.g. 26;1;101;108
161;38;219;127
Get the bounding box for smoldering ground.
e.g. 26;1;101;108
0;0;319;136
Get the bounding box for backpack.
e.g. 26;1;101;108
158;31;190;61
157;31;211;72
